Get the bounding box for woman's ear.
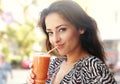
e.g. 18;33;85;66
79;29;85;35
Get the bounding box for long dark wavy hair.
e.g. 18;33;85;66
38;0;105;62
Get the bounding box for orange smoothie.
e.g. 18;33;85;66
33;53;50;84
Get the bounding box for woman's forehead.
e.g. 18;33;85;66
45;13;71;29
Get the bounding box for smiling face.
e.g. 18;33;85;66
45;13;82;56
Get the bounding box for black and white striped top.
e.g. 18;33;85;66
46;55;117;84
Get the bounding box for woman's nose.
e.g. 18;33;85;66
53;33;61;43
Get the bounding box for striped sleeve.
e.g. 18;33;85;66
81;56;117;84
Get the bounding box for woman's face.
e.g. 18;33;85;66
45;13;81;56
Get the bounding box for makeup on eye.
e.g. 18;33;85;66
59;27;67;32
46;25;68;35
46;31;53;36
46;27;67;36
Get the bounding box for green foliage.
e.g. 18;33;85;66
2;46;9;55
2;20;42;60
0;0;46;68
2;46;9;59
11;59;21;68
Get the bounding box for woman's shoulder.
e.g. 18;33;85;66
81;55;104;64
79;56;117;83
79;55;107;70
80;55;109;73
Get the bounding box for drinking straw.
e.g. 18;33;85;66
47;47;57;54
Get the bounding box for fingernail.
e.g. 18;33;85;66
31;74;34;78
32;80;34;83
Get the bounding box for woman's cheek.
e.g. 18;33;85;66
49;38;54;45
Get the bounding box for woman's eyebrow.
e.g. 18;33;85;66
46;29;51;31
56;24;65;28
46;24;68;30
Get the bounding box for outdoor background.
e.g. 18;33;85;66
0;0;120;84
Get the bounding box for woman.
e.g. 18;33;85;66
28;0;117;84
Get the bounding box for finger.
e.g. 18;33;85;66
30;69;35;79
26;77;34;84
26;69;35;84
29;63;33;68
47;74;50;79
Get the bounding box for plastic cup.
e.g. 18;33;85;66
33;52;50;84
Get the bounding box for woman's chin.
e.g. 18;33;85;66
58;52;66;56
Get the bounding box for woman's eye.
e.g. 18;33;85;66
59;28;66;32
47;32;53;36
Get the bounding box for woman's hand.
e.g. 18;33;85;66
26;63;50;84
26;63;35;84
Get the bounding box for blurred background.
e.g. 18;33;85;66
0;0;120;84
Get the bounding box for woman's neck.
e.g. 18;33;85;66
65;49;89;64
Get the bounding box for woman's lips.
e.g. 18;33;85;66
56;44;64;49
